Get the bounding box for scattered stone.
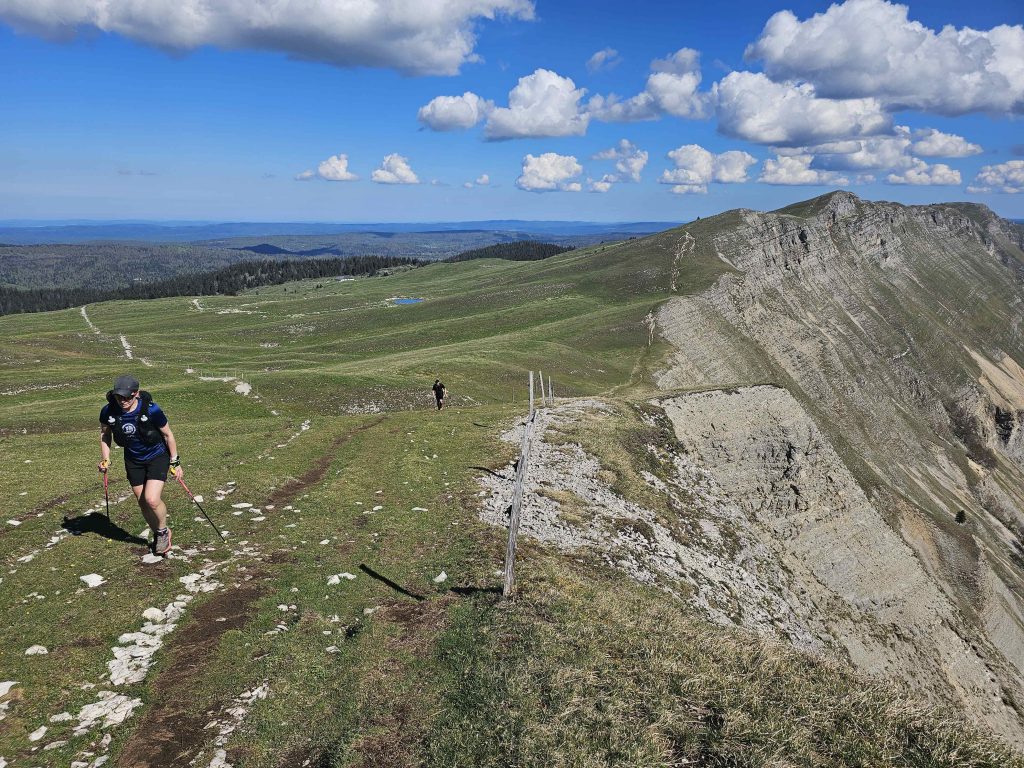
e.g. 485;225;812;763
230;503;252;509
141;608;165;624
43;740;67;750
433;572;448;584
141;554;163;565
193;495;204;503
49;712;73;722
6;520;21;527
80;574;106;588
325;646;340;654
319;539;330;545
412;507;428;512
25;645;48;655
29;725;47;741
0;682;17;697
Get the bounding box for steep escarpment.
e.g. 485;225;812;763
652;191;1024;743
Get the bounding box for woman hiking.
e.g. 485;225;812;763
98;375;182;555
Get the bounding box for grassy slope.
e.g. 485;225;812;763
0;229;1019;767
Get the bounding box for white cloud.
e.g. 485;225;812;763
0;0;535;76
586;47;621;73
485;69;590;139
760;154;850;185
295;170;316;181
417;92;493;131
589;176;615;193
317;154;358;182
516;153;582;192
592;139;648;182
886;159;961;185
371;154;419;184
588;48;708;122
745;0;1024;115
909;128;983;158
714;71;890;146
786;125;979;175
659;144;756;194
475;174;490;185
967;160;1024;193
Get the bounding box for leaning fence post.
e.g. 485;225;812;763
538;369;546;406
504;371;535;599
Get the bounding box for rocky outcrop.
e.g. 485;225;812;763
652;191;1024;743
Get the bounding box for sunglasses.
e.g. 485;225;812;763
114;393;137;401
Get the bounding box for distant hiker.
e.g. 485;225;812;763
432;378;447;410
98;375;181;555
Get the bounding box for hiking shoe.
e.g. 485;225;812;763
154;528;172;556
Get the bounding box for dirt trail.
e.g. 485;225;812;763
115;584;266;768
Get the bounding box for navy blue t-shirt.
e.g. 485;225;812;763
100;399;168;462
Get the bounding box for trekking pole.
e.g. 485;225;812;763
174;474;227;543
102;470;110;520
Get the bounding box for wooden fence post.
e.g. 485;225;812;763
548;376;553;405
538;369;546;406
503;371;535;599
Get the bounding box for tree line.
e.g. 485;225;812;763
444;241;574;263
0;255;422;316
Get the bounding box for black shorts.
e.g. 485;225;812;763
125;451;170;486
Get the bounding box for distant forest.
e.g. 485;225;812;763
0;255;420;316
445;241;574;263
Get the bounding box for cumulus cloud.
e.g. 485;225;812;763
967;160;1024;193
714;71;890;146
745;0;1024;115
0;0;535;76
417;92;493;131
317;154;358;182
516;153;582;192
485;69;590;139
760;154;850;185
659;144;756;194
295;169;316;181
476;174;490;185
592;139;648;182
909;128;982;158
588;48;708;122
371;154;419;184
886;159;961;185
586;47;622;73
783;126;979;177
589;175;615;193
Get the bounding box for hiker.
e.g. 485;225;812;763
98;375;181;555
432;378;447;410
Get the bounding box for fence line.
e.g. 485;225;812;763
503;369;547;599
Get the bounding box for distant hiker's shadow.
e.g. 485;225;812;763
62;514;148;546
359;564;425;602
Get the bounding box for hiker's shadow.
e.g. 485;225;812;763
62;514;148;546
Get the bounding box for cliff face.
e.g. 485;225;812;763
653;191;1024;743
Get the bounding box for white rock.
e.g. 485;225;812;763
412;507;428;512
49;712;73;722
433;571;448;584
142;608;165;624
0;682;17;697
6;520;20;526
25;645;48;655
141;554;163;565
29;725;47;741
193;495;204;503
80;574;106;588
372;505;383;511
325;646;340;654
250;516;266;522
230;503;252;509
319;539;330;545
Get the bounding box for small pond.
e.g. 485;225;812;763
392;298;424;305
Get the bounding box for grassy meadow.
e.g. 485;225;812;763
0;231;1019;767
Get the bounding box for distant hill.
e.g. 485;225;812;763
0;220;678;245
444;241;574;263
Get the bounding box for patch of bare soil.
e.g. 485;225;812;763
267;416;385;507
115;584;265;768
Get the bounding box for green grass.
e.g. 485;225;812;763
0;228;1018;766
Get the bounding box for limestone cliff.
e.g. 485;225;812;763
653;192;1024;743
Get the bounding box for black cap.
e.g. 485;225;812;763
113;374;140;396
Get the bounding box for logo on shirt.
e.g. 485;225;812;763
122;423;137;437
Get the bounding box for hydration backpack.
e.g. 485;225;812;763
105;390;165;448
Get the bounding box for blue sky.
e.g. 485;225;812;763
0;0;1021;222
